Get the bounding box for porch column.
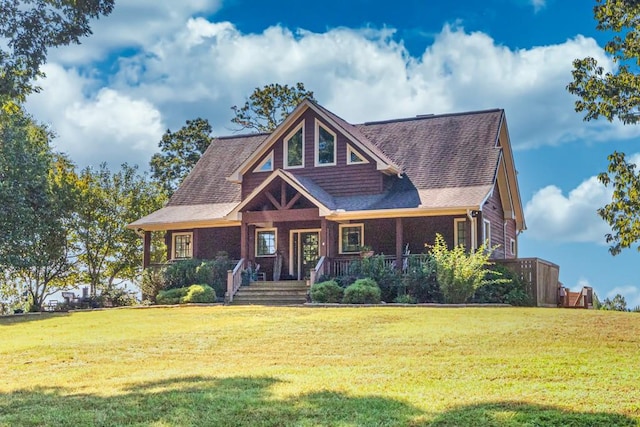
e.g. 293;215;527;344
240;220;248;261
320;218;328;257
143;231;151;269
395;218;403;272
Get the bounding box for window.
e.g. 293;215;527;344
284;124;304;168
256;228;277;257
454;218;467;248
173;232;193;259
483;219;491;246
315;121;336;166
510;238;516;256
347;144;367;164
339;224;364;254
254;151;273;172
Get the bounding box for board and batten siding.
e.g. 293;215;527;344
481;183;518;259
242;109;383;199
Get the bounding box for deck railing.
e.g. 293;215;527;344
309;256;327;287
495;258;560;307
226;258;245;303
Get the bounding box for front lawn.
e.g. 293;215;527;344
0;306;638;426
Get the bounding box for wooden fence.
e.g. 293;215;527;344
495;258;560;307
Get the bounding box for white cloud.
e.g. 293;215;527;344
27;18;640;168
531;0;546;12
524;176;613;243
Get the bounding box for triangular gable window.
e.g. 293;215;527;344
254;151;274;173
347;144;368;165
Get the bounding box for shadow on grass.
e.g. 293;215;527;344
0;376;635;426
0;311;69;325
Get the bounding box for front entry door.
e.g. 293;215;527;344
291;230;320;280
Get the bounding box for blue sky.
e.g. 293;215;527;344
25;0;640;306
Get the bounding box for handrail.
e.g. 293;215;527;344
226;258;245;303
309;256;326;287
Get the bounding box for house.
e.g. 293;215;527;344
128;99;526;299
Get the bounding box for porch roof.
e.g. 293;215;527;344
126;203;239;231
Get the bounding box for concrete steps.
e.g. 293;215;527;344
230;280;308;305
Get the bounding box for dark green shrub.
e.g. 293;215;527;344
156;287;188;305
394;294;417;304
343;278;381;304
141;267;166;303
402;255;443;303
99;287;138;307
164;259;202;289
163;255;232;300
472;263;533;306
347;255;401;302
183;284;216;303
310;280;344;303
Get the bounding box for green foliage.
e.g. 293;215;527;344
393;294;417;304
402;255;443;303
310;280;344;303
0;0;114;109
472;263;533;306
348;255;402;302
98;287;138;307
74;163;166;297
156;285;216;304
230;82;314;132
162;256;232;300
149;118;212;196
140;268;166;303
343;278;381;304
429;234;494;304
600;293;628;311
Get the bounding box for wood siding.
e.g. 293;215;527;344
242;109;383;199
194;227;241;260
481;184;518;259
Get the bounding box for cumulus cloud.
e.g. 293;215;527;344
531;0;546;12
524;176;613;243
27;17;640;167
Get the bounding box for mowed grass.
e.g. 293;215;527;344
0;306;639;426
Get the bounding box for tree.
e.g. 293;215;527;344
600;293;628;311
0;108;78;311
1;0;114;109
230;82;314;132
75;163;166;296
150;118;212;196
567;1;640;254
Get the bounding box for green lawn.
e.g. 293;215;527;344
0;306;638;426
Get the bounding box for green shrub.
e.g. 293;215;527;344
156;287;188;305
156;285;216;304
343;278;381;304
183;284;216;303
429;233;494;304
164;259;202;289
347;255;401;302
310;280;344;303
472;263;533;306
402;255;443;303
394;294;417;304
163;255;232;300
141;267;166;303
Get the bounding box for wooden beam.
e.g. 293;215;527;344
265;191;282;210
143;231;151;269
240;220;248;260
243;208;320;223
395;218;403;272
281;180;287;208
284;193;302;210
320;218;328;257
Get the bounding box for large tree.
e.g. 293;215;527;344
150;118;212;196
567;0;640;254
230;82;314;132
1;0;114;109
75;163;166;296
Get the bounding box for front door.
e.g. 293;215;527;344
291;230;320;280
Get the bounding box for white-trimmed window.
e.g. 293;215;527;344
483;219;491;246
256;228;277;257
347;144;367;164
173;232;193;259
339;223;364;254
454;218;467;248
284;123;304;169
510;238;516;256
315;120;336;166
254;151;273;172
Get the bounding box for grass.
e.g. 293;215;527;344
0;306;639;426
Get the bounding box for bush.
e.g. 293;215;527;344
472;263;533;306
429;234;494;304
141;267;166;303
156;285;216;304
347;256;401;302
310;280;344;303
343;278;381;304
394;294;417;304
402;255;443;303
183;284;216;303
162;255;232;300
164;259;202;289
99;287;138;307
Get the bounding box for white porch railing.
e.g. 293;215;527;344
226;258;245;303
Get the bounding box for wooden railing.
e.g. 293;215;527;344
495;258;560;307
226;258;245;303
309;256;327;287
562;286;593;309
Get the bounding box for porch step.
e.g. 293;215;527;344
230;280;309;305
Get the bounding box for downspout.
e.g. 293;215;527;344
466;210;477;252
